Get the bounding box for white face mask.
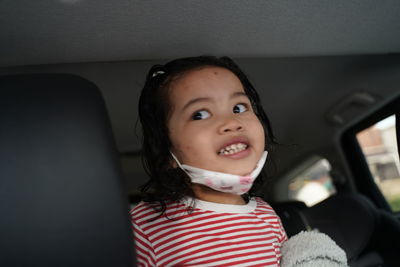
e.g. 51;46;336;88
171;151;268;195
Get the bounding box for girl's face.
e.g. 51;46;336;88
167;67;265;176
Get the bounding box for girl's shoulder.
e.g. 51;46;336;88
130;199;189;221
253;196;269;206
130;201;151;216
253;197;280;215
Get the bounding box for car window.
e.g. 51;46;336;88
356;115;400;212
288;158;336;207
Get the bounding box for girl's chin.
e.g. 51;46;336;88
220;166;255;176
218;159;258;175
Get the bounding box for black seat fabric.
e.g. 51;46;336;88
302;194;377;265
272;193;400;267
271;200;310;237
0;74;135;266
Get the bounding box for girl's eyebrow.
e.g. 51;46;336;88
181;91;247;112
182;97;211;112
233;91;247;98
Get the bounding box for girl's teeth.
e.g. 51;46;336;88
219;143;248;154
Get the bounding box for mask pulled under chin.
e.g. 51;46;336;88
170;151;268;195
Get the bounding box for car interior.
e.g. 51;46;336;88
1;1;400;266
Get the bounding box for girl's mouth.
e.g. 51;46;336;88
218;142;248;155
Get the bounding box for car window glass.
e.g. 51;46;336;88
288;158;336;207
356;115;400;212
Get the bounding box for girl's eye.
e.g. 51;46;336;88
233;103;248;114
192;110;211;120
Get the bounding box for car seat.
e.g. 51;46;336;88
272;193;400;267
0;74;135;266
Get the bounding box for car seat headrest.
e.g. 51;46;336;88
0;74;134;266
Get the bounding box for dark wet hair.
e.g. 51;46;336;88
138;56;277;213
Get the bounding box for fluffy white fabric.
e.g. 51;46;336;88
281;231;348;267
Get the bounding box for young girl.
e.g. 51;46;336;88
131;56;287;266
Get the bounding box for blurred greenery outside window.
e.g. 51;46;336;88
288;158;336;207
356;115;400;212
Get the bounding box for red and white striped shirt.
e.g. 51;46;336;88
131;197;287;266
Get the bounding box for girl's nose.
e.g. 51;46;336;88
218;117;244;134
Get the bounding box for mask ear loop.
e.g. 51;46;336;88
170;152;183;168
170;152;195;189
170;152;193;177
249;151;268;177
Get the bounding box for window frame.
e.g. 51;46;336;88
271;155;334;203
341;95;400;213
287;157;336;207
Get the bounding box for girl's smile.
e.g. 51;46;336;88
217;136;251;160
167;66;265;176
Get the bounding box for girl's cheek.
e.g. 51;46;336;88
255;121;266;149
